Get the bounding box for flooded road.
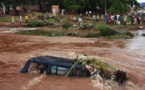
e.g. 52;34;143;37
0;29;145;90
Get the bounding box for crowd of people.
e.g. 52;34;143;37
11;14;29;26
104;14;145;25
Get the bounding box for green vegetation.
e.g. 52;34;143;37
111;24;138;30
62;22;72;29
37;13;44;19
27;20;49;27
2;0;140;14
18;30;66;36
17;30;99;38
94;22;134;39
27;20;43;27
17;29;133;39
105;30;134;39
79;24;95;30
96;23;117;36
66;56;128;83
45;18;58;23
0;17;12;22
26;20;53;27
66;57;117;79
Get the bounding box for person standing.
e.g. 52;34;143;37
25;14;29;23
19;15;22;26
78;16;83;25
52;7;56;16
137;15;141;25
12;15;15;23
86;11;88;17
2;3;6;17
92;14;96;21
131;16;134;25
101;14;104;21
89;10;92;17
105;14;108;24
114;15;117;24
61;9;65;16
45;11;49;19
123;15;127;25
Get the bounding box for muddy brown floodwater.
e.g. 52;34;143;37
0;29;145;90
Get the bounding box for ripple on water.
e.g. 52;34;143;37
125;30;145;55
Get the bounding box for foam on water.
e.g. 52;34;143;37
21;74;45;89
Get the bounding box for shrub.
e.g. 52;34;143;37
85;33;99;38
45;18;58;23
37;13;44;19
79;24;90;30
122;30;134;37
97;25;117;36
62;22;72;29
27;20;43;27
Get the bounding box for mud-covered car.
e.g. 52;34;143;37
21;56;90;77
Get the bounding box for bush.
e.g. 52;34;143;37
78;24;94;30
27;20;52;27
37;13;44;19
45;18;58;23
85;33;99;38
27;20;43;27
79;24;90;30
18;30;66;36
62;22;72;29
122;30;134;37
97;25;117;36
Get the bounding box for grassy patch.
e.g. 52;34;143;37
45;18;58;23
17;29;133;39
26;20;53;27
18;30;66;37
17;30;99;38
107;34;132;39
96;24;117;36
0;17;12;22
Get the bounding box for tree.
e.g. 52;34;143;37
0;0;141;14
0;0;32;14
63;0;89;13
107;0;141;14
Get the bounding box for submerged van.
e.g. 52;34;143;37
20;56;90;77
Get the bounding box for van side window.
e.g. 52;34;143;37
57;67;69;75
51;66;57;74
51;66;69;75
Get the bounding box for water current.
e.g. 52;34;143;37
0;29;145;90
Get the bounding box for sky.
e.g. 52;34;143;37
137;0;145;2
